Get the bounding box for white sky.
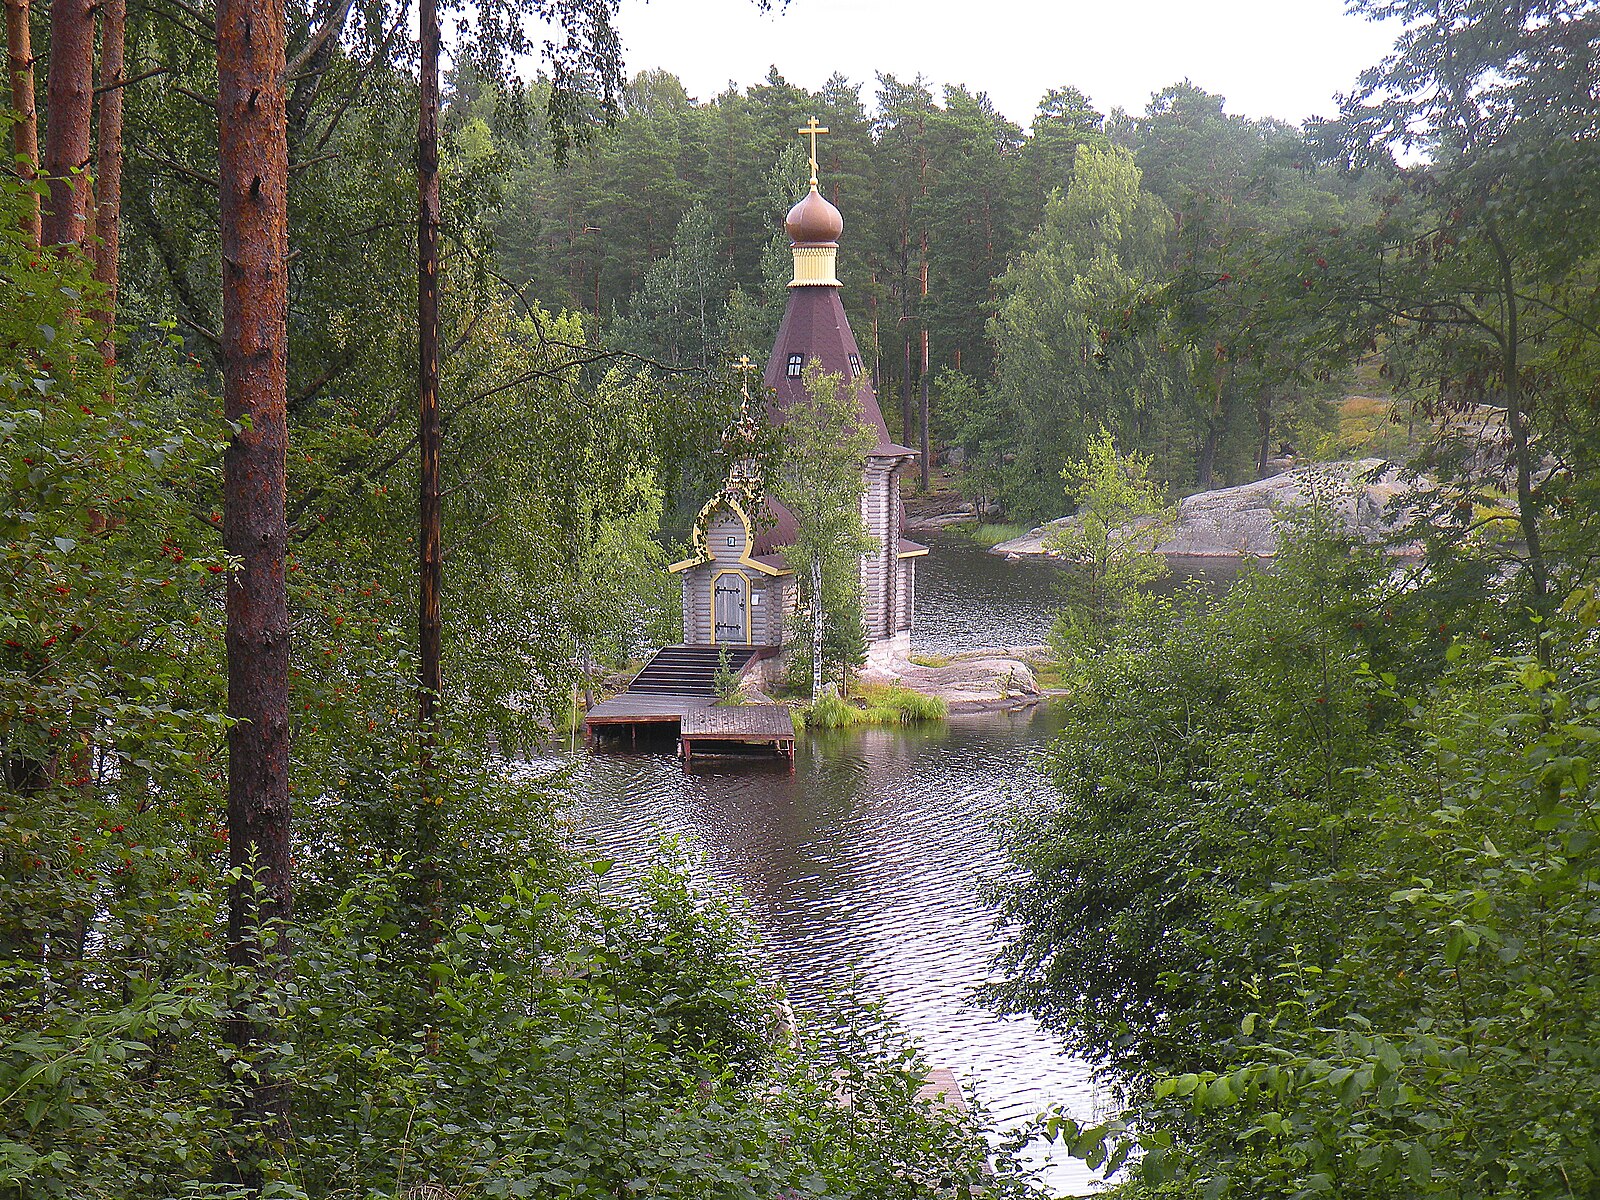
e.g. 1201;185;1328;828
612;0;1400;128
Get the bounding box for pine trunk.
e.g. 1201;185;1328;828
417;0;441;783
918;302;930;494
216;0;291;1179
40;0;94;247
901;333;912;445
5;0;39;245
1197;425;1218;491
91;0;124;361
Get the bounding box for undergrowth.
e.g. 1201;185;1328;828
793;684;949;730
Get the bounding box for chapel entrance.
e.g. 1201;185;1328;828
713;572;748;643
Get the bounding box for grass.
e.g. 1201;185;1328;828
946;520;1030;547
907;652;952;668
1029;657;1069;691
791;682;949;730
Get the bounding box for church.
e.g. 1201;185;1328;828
668;123;924;674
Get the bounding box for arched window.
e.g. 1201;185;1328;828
786;353;804;378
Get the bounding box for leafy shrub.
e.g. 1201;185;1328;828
995;516;1600;1197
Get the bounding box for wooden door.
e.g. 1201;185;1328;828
712;572;747;643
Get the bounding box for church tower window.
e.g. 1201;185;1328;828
848;353;861;377
786;353;805;378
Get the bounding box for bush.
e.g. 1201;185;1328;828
994;518;1600;1197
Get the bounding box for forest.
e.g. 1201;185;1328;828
2;0;1598;1195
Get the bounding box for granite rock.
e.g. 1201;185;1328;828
992;459;1425;559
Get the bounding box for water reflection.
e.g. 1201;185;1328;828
914;534;1240;656
552;712;1106;1193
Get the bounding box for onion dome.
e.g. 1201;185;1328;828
785;185;843;245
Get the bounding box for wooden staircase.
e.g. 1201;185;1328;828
626;644;758;697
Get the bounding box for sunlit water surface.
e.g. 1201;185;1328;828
525;534;1238;1193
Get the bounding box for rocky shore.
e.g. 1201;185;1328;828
862;644;1051;712
991;458;1425;559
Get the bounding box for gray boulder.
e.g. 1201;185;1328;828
993;459;1425;559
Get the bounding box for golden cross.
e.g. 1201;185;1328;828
797;117;829;186
731;353;757;400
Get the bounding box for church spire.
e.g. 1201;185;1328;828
785;117;843;288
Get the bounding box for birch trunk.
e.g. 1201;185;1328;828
810;556;823;698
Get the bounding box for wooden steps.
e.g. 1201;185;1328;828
626;644;758;697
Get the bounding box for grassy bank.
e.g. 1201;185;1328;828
945;520;1030;547
792;683;949;731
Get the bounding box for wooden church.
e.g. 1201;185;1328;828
668;123;925;673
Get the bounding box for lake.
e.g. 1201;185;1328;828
542;533;1233;1193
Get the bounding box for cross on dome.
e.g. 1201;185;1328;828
785;119;844;249
797;117;829;188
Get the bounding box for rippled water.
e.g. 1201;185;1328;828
544;532;1231;1194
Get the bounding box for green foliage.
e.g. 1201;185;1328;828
609;200;733;369
992;517;1421;1078
989;144;1179;520
712;644;741;702
935;368;1010;519
862;684;949;724
1046;428;1173;657
996;503;1600;1196
799;689;860;730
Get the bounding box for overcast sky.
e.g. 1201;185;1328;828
611;0;1399;129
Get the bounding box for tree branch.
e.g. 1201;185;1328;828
94;65;169;94
311;8;404;155
288;150;339;173
286;0;354;79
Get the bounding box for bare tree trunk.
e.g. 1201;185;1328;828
91;0;124;362
5;0;39;245
417;0;441;789
216;0;291;1180
1198;371;1226;490
40;0;94;247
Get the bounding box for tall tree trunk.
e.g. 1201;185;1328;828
1487;225;1548;613
5;0;39;245
40;0;94;247
415;0;444;1015
91;0;124;362
901;331;912;445
216;0;291;1181
918;251;930;491
1197;424;1218;491
1256;395;1271;479
417;0;441;787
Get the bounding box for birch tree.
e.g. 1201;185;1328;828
770;361;875;696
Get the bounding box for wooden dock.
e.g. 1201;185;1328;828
680;704;795;763
581;647;793;765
